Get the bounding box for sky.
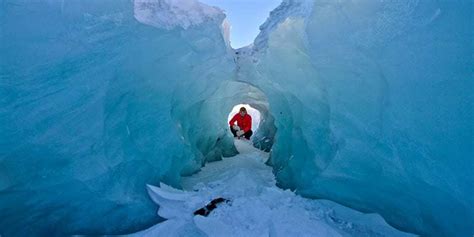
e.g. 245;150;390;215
200;0;282;48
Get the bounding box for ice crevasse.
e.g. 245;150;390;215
0;0;472;236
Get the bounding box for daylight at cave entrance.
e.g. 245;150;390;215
0;0;472;236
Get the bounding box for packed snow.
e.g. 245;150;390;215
129;140;415;237
1;0;472;236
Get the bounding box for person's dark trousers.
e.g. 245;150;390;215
230;126;253;139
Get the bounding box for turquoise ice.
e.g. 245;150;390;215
0;0;472;236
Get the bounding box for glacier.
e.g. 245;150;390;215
0;0;472;236
132;140;415;237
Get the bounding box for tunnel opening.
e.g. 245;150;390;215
226;103;276;153
171;80;277;179
227;104;261;133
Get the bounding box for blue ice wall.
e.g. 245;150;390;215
0;0;236;235
1;0;472;236
244;1;472;236
303;1;473;236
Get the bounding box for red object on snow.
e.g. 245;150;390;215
229;113;252;132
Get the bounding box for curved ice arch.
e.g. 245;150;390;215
0;0;234;235
244;0;473;236
0;0;472;236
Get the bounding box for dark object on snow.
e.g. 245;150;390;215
194;197;229;216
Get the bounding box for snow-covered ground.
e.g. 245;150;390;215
128;140;415;237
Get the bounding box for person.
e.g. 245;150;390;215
229;107;253;140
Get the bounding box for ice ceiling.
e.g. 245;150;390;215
0;0;472;236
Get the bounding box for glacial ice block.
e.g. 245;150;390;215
0;0;472;236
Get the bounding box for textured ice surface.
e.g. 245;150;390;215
129;140;414;237
134;0;223;30
0;0;472;236
0;0;235;235
246;1;473;236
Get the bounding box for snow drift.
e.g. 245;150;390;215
0;0;472;236
133;140;415;237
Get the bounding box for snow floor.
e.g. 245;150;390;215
128;139;416;237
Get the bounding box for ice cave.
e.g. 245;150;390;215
0;0;472;236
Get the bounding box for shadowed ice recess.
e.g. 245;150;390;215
0;0;472;236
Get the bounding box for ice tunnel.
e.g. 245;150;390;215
0;0;472;236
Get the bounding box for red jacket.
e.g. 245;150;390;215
229;113;252;132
